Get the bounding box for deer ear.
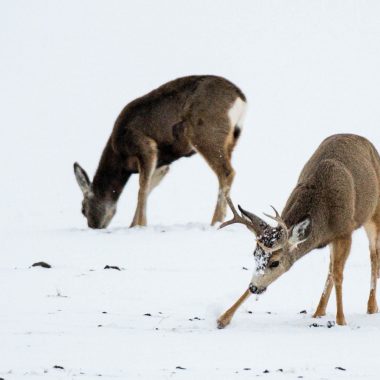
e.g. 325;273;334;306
289;217;311;246
74;162;91;195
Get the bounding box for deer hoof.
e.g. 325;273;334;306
217;316;230;329
336;316;347;326
367;304;379;314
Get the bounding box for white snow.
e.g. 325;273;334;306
1;1;380;379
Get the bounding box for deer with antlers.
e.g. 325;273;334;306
217;134;380;328
74;75;246;229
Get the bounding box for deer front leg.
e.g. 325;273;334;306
217;288;251;329
313;249;334;318
130;142;158;228
332;236;352;326
149;165;169;194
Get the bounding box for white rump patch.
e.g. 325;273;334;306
228;97;246;129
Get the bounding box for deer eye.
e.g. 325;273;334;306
269;260;279;268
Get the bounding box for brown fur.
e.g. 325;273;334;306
218;134;380;328
74;75;246;228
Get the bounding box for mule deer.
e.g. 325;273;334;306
217;134;380;328
74;75;246;229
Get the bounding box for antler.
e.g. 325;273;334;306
219;196;253;230
256;205;289;252
263;206;289;240
219;196;268;236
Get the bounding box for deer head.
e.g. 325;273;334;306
220;197;311;294
73;162;116;229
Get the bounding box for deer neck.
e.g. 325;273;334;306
92;139;132;202
282;183;328;265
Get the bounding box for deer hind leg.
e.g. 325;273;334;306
313;248;334;318
207;152;235;226
217;288;251;329
331;235;352;325
191;128;237;225
130;139;158;228
365;221;379;314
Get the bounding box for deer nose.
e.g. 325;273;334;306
249;284;266;294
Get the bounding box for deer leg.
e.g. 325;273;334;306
149;165;170;194
130;141;157;228
313;249;334;318
365;222;379;314
217;288;251;329
331;235;352;326
212;166;235;226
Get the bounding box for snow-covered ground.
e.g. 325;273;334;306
1;1;380;379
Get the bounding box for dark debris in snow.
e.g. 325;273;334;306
104;265;121;271
32;261;51;269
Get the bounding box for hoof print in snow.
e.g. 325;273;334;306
299;309;307;314
309;323;323;328
32;261;51;269
98;324;103;327
243;368;251;371
53;365;64;370
277;368;283;372
104;265;121;271
327;320;335;328
242;266;248;270
335;366;346;371
102;311;107;314
176;366;186;370
263;369;270;373
143;313;152;316
247;310;253;314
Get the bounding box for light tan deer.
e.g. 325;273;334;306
217;134;380;328
74;75;246;229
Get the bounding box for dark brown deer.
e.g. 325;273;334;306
217;134;380;328
74;75;246;229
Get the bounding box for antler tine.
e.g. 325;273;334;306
263;205;289;239
219;196;253;230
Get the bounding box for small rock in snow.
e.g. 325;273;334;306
299;310;307;314
335;366;346;371
53;365;64;370
176;366;186;370
309;323;323;328
104;265;121;271
243;367;251;371
143;313;152;316
242;267;248;270
32;261;51;269
263;369;270;373
327;321;335;328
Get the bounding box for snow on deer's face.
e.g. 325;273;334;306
249;219;312;294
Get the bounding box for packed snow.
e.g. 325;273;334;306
1;1;380;379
